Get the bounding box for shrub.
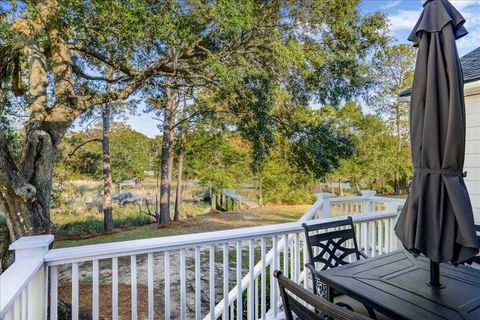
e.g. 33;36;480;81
283;190;316;205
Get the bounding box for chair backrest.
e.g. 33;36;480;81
302;217;361;271
274;270;371;320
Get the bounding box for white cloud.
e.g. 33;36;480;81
381;0;402;10
450;0;480;10
388;10;421;32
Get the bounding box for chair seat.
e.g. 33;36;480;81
334;295;392;320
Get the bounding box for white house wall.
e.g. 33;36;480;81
465;93;480;222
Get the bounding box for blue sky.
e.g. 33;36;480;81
122;0;480;137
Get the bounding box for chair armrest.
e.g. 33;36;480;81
305;262;318;279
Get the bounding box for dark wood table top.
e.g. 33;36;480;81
317;250;480;320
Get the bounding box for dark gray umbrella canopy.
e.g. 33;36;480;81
395;0;479;264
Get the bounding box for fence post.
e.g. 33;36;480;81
9;235;54;320
320;192;332;218
360;190;376;213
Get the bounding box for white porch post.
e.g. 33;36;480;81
361;190;376;213
9;235;53;320
320;192;332;218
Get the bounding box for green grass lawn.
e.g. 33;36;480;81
54;205;310;248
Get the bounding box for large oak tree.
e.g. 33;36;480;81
0;0;388;255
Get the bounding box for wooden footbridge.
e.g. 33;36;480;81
211;189;259;211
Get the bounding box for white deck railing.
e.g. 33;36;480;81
0;191;404;320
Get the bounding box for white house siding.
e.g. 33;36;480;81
464;93;480;222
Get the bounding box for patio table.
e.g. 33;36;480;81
317;250;480;320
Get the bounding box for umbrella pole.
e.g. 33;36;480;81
429;261;444;288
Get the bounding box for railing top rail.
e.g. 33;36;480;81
328;196;370;202
0;257;44;317
45;210;399;266
373;196;406;204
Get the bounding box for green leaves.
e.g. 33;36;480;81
59;123;154;181
290;121;354;179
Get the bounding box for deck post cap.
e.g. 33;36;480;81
317;192;332;199
360;190;376;197
9;235;54;251
9;235;54;260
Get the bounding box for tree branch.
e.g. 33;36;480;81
69;43;136;76
68;138;102;157
72;64;130;83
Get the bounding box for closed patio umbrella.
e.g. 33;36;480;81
395;0;479;287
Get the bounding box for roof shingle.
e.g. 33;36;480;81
400;46;480;97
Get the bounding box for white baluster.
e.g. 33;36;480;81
18;287;22;320
24;285;29;320
293;233;300;283
385;219;391;253
223;243;229;320
72;263;79;320
92;259;99;320
195;247;201;320
302;234;308;289
248;240;255;320
131;255;137;320
272;236;278;318
236;241;242;320
283;235;289;277
362;222;368;256
147;253;154;320
255;277;259;318
379;220;384;255
50;266;58;320
390;218;397;250
164;252;171;320
209;245;216;320
180;249;187;320
261;238;267;319
112;257;118;320
371;221;376;257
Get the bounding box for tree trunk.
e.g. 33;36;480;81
0;128;57;267
1;231;13;273
355;181;361;195
258;175;264;206
159;78;177;224
338;180;344;197
102;101;113;231
0;30;57;245
174;126;187;221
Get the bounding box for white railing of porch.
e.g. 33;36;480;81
0;191;404;320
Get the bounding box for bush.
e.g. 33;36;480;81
283;190;316;205
56;214;154;236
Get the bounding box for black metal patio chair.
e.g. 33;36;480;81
302;217;377;319
274;270;371;320
302;217;367;297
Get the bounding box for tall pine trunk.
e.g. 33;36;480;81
159;79;177;224
174;126;187;221
102;101;113;231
